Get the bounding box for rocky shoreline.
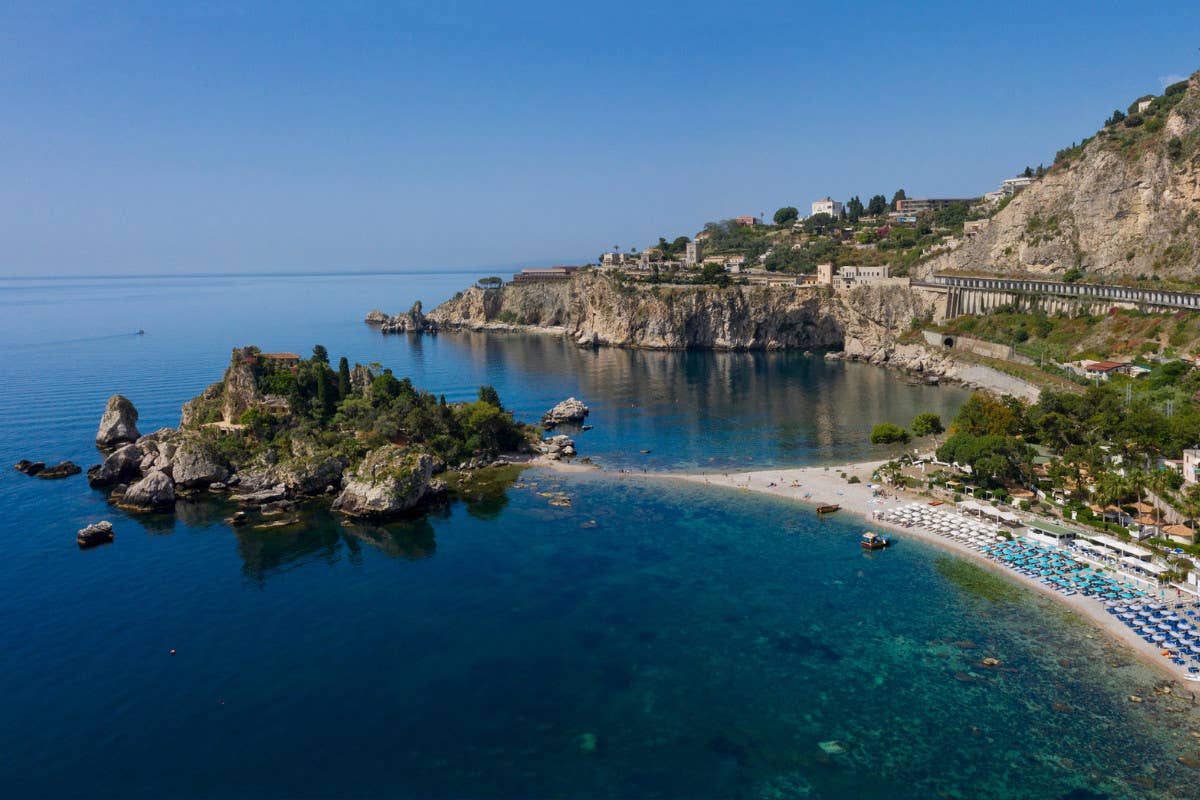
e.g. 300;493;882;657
368;272;1041;400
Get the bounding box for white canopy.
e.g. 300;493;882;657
1088;534;1153;559
1120;556;1168;575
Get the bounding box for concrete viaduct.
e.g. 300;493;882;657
913;274;1200;319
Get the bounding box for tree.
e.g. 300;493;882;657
312;344;329;364
911;413;944;437
1168;137;1183;161
870;423;910;444
1184;483;1200;534
890;189;907;208
1106;108;1126;126
478;276;504;289
699;262;729;286
338;357;352;399
802;213;835;234
845;197;864;223
1022;166;1033;178
315;366;336;421
773;206;799;226
478;385;503;409
672;235;690;252
953;393;1021;437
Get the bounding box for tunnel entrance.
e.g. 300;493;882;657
943;337;955;348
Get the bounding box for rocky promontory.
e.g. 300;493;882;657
378;270;1036;398
422;271;852;350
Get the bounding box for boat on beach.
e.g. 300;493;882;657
816;504;840;515
861;531;892;550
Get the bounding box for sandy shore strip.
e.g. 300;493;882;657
624;460;1198;685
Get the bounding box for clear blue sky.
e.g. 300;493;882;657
3;1;1198;275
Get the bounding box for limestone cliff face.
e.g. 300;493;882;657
426;272;936;356
922;72;1200;280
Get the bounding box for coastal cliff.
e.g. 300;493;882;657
406;272;1039;396
425;271;924;352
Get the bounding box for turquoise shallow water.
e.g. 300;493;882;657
1;273;1199;798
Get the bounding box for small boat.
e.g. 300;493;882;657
861;531;892;550
816;504;840;515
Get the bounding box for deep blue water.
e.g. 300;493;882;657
1;273;1198;799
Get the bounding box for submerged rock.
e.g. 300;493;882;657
332;447;438;518
76;520;114;548
96;394;141;448
119;471;176;512
542;397;589;428
229;485;289;505
36;461;83;479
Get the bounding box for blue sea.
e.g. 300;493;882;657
1;272;1198;799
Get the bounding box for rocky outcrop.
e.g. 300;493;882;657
379;301;438;334
96;394;141;448
171;440;230;489
350;364;374;395
332;446;441;518
538;434;576;460
87;443;144;487
364;308;389;325
76;521;114;548
921;71;1200;281
35;461;83;479
542;397;589;428
14;460;44;475
119;470;176;512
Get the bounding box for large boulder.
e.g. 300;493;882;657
364;308;389;325
542;397;589;428
171;440;230;489
119;471;176;512
86;443;144;487
332;446;437;518
96;394;141;448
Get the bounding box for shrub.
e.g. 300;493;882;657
1124;114;1144;128
911;413;945;436
870;423;910;444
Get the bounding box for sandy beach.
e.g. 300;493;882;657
615;460;1199;685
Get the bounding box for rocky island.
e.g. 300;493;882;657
86;346;543;521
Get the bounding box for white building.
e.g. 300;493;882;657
1184;448;1200;484
837;265;890;285
1001;176;1035;195
811;197;843;218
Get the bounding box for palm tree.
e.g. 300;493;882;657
1147;469;1172;527
1092;472;1127;513
1183;483;1200;537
